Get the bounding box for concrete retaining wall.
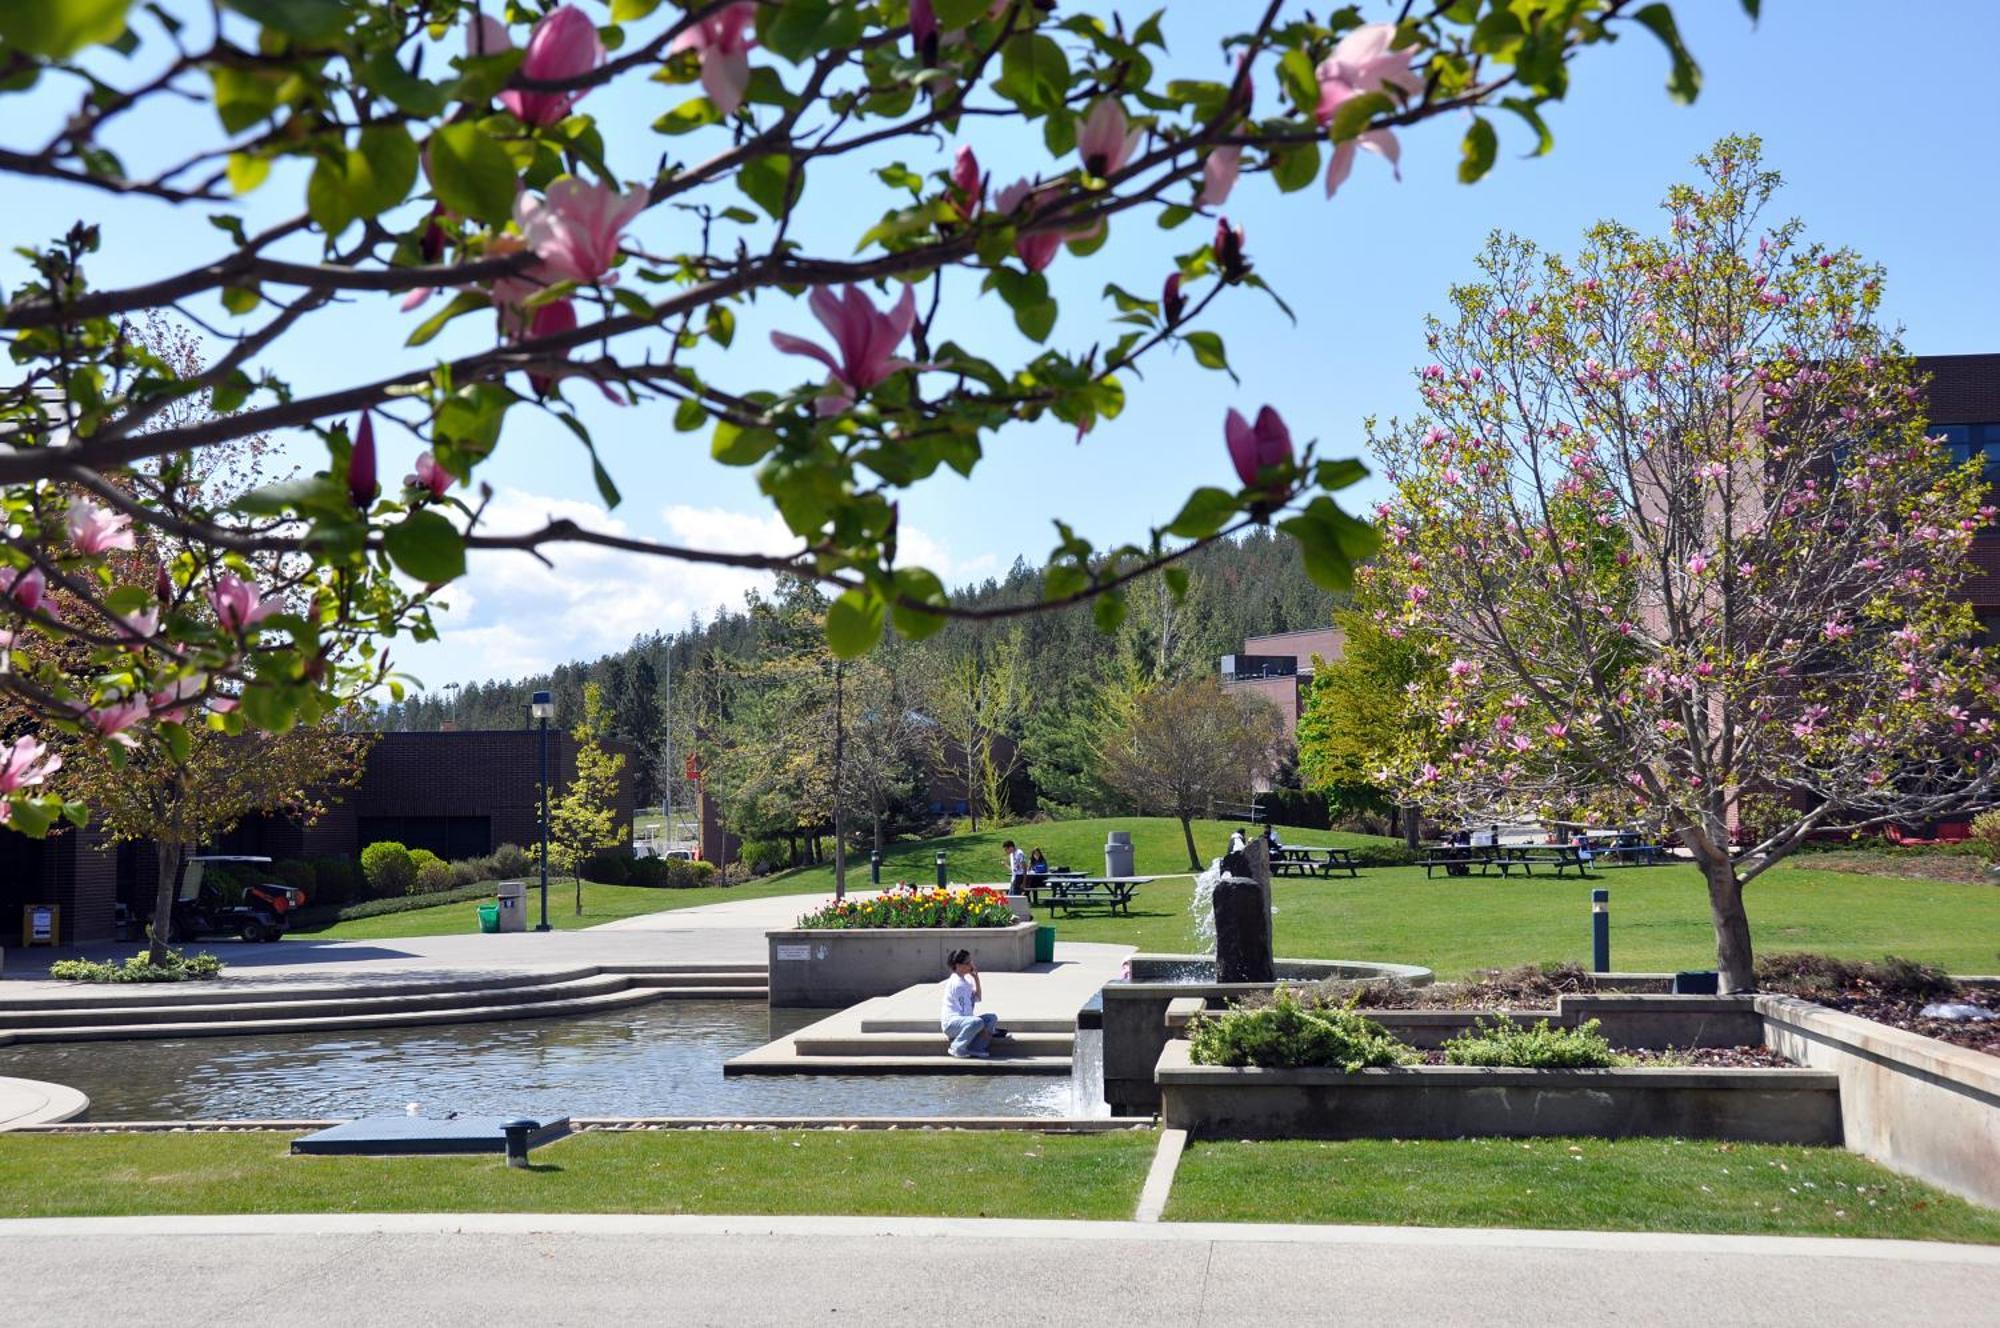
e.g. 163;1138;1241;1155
1154;1040;1842;1143
1758;994;2000;1209
765;922;1038;1008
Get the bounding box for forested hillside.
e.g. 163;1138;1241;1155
377;530;1337;848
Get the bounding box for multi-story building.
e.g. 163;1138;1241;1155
1218;627;1345;747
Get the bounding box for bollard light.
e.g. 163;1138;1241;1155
870;849;882;886
1591;887;1610;973
502;1118;536;1168
935;850;948;889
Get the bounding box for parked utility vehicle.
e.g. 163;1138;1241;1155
170;854;306;943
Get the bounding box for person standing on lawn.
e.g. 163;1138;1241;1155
940;949;1006;1058
1003;840;1028;892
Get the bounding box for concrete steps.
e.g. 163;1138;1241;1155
0;965;768;1044
727;1054;1075;1077
858;1014;1076;1034
792;1032;1074;1058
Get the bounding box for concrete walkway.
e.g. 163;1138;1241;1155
1;1214;1992;1326
0;1075;88;1128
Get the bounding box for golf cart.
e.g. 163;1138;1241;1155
171;855;306;943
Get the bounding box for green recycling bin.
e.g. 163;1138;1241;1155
477;902;500;934
1034;924;1055;963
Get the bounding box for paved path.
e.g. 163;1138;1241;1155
0;1214;1992;1326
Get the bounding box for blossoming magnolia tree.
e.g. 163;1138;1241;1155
1365;138;1996;991
0;0;1737;834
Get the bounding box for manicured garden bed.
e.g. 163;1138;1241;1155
0;1128;1156;1220
1161;1137;2000;1243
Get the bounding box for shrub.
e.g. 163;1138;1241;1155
489;843;532;877
627;855;719;889
583;848;631;884
1347;843;1420;868
741;838;790;876
1187;990;1414;1071
50;949;224;983
1253;788;1330;831
360;841;416;895
312;882;495;924
796;884;1017;930
270;859;316;899
309;856;366;907
413;858;455;894
1441;1017;1624;1068
448;860;485;888
1969;810;2000;862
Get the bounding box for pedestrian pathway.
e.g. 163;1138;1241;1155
1;1213;1992;1326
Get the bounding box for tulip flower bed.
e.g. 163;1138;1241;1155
795;885;1017;930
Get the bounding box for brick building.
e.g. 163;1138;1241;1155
1923;354;2000;637
0;730;634;947
1218;626;1345;746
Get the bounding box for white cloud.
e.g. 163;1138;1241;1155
391;489;991;690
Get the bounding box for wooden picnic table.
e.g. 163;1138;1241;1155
1270;846;1361;878
1418;844;1596;879
1018;873;1156;916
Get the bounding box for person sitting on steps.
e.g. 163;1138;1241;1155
940;948;1008;1058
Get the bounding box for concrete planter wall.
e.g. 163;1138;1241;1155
1758;994;2000;1209
765;920;1038;1008
1159;995;1765;1052
1154;1039;1842;1143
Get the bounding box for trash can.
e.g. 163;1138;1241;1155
477;903;500;934
495;880;528;933
1035;924;1056;964
1104;830;1134;879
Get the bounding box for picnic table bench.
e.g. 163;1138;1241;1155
1019;874;1154;916
1419;845;1596;878
1270;846;1361;879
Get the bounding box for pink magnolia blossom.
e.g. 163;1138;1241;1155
0;566;47;613
66;499;135;555
85;698;150;743
1447;659;1477;680
0;735;59;794
1199;145;1241;207
117;607;158;641
474;7;605;128
1823;619;1854;641
994;178;1090;272
1224;406;1294;490
1077;99;1141;178
1544;722;1569;740
770;284;918;416
524;298;579;396
516;177;647;285
1686;553;1709;576
1161;272;1185;326
910;0;938;62
1314;23;1420;198
408;452;453;500
670;2;756;118
148;672;208;721
210;573;284;632
349;412;379;509
1322;129;1400;197
949;145;984;216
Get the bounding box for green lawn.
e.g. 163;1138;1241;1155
1164;1137;2000;1243
283;816;2000;976
0;1129;1156;1220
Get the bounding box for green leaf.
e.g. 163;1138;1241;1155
225;152;270;194
652;95;723;135
711;420;778;466
889;568;948;641
362;49;450;117
383;510;467;584
1013;297;1056;343
406;291;490;348
222;0;346;42
1457;116;1497;185
1327;90;1391;143
1277;48;1319;117
354;124;419;216
3;795;54;838
158;719;192;764
1162;566;1190;600
210;66;279;134
220;285;260;316
1500;97;1555;157
1269;141;1320;194
825;589;886;659
931;0;991;27
1631;3;1702;104
994;33;1070;118
426;122;518;224
1185;330;1232;375
1164;487;1238;539
1314;457;1369;491
737;153;800;220
0;0;131;57
757;0;834;61
611;0;662;19
305;155;354;236
673;398;708;432
1092;587;1126;634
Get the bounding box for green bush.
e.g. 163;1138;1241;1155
306;882;495;924
1347;843;1420;868
308;856;366;907
413;858;455;894
489;843;532;877
269;859;316;898
448;859;485;888
360;841;416;895
627;855;719;889
1441;1017;1624;1068
50;949;224;983
583;848;631;884
1186;990;1415;1071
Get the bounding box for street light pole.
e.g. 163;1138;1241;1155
532;690;555;932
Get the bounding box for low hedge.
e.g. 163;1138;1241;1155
1441;1016;1625;1068
290;881;496;928
1187;990;1414;1071
50;949;224;984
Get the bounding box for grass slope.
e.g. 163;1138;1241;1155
285;875;832;942
1164;1137;2000;1244
0;1130;1156;1221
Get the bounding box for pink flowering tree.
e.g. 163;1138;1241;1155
1365;137;1996;990
0;1;1738;833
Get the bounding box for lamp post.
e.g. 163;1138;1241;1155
532;690;555;933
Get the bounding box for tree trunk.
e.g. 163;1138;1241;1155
147;841;185;966
1703;855;1756;992
1402;804;1420;850
966;736;980;832
1179;815;1201;872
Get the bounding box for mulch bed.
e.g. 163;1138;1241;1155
1807;995;2000;1057
1414;1045;1793;1068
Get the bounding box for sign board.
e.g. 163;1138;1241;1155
774;943;812;961
23;904;58;945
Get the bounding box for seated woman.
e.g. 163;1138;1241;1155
1026;847;1049;879
940;948;1004;1058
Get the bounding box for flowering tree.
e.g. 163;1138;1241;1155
1364;137;1996;991
0;0;1738;834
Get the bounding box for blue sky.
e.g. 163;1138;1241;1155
8;1;1998;689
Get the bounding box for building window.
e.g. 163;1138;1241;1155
1936;422;2000;486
